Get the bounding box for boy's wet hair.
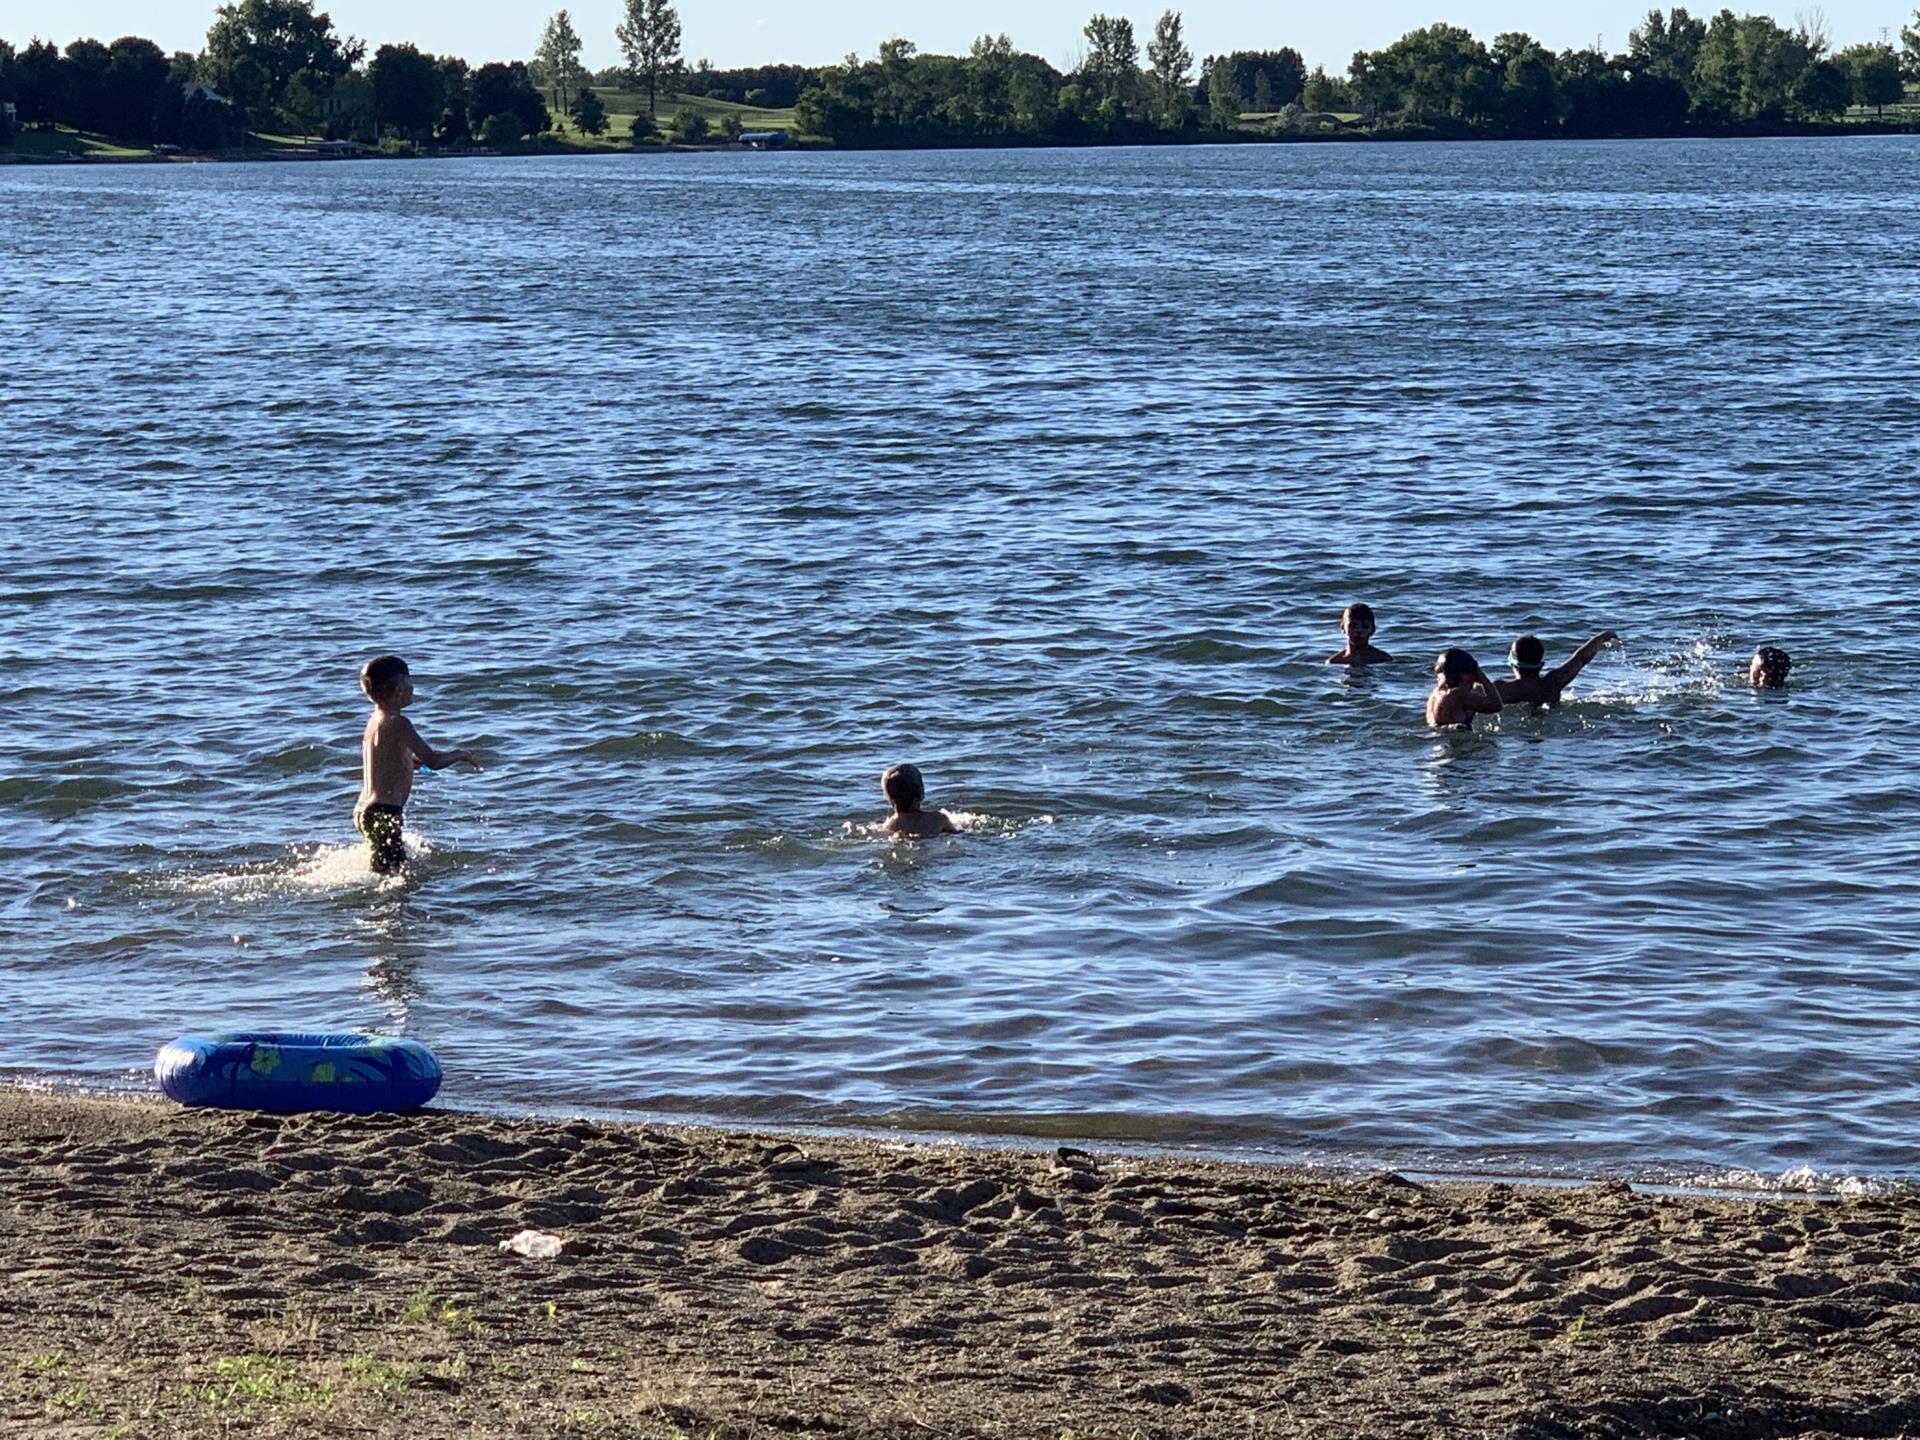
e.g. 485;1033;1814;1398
1344;603;1376;629
1510;635;1546;671
360;654;410;701
1753;646;1793;683
882;763;925;811
1434;648;1479;682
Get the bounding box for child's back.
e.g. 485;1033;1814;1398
1426;649;1503;731
1494;630;1616;708
881;763;959;839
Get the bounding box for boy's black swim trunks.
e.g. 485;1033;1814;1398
357;804;406;875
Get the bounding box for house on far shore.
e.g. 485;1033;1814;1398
182;82;231;107
739;130;787;150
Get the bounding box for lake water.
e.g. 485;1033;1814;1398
5;138;1919;1189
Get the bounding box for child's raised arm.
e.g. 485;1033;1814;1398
1548;630;1618;689
1466;671;1504;715
401;717;481;771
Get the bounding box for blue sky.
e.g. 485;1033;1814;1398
11;1;1908;72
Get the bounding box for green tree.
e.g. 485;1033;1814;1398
1904;10;1920;82
1300;65;1348;111
478;109;524;145
1628;7;1707;85
1839;42;1904;114
1792;57;1849;117
616;0;682;117
668;105;708;140
1348;24;1494;123
369;42;441;138
1210;50;1306;110
1690;10;1811;123
202;0;354;124
470;59;548;138
968;32;1015;132
436;55;470;141
1498;40;1558;135
61;38;113;134
1146;11;1192;128
570;84;607;134
1008;60;1057;133
874;37;918;129
15;39;62;125
1080;14;1139;120
102;36;172;141
536;9;585;118
627;108;658;142
0;42;15;142
1207;61;1238;127
280;64;329;135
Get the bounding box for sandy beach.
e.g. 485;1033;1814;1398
0;1093;1916;1437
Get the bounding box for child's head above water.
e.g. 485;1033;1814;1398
882;763;927;814
1342;603;1377;642
360;655;412;708
1434;648;1481;686
1508;635;1546;676
1749;646;1792;689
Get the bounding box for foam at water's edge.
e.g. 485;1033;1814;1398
4;1075;1900;1201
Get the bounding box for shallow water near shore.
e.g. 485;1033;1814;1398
4;138;1920;1188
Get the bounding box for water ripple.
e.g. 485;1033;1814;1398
3;139;1919;1186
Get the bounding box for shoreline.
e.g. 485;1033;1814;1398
14;1078;1895;1200
6;1091;1920;1437
6;121;1916;167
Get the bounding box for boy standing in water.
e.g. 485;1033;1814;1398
1327;603;1393;665
881;763;959;838
1426;649;1504;730
1495;630;1618;707
356;655;480;874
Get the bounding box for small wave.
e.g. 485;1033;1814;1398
841;810;1054;841
1677;1165;1899;1198
577;730;710;759
1150;637;1273;664
259;744;335;771
119;582;255;602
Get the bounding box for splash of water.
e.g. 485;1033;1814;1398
160;832;434;902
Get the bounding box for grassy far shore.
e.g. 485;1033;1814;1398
8;82;1918;164
0;86;803;163
6;1089;1920;1438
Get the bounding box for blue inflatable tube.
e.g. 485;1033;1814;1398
155;1032;442;1114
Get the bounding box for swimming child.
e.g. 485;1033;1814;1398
1426;649;1504;730
355;655;479;874
1494;630;1618;707
881;763;959;838
1749;646;1793;689
1327;603;1393;665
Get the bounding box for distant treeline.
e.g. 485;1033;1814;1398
4;1;1919;152
0;13;553;148
794;8;1920;146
